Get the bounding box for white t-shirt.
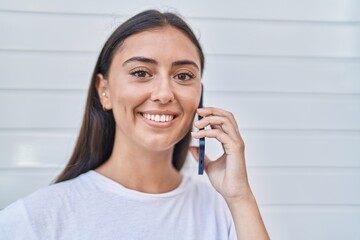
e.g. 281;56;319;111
0;170;236;240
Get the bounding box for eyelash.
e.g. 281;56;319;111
129;69;195;81
174;72;195;81
130;69;152;78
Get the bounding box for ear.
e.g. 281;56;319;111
96;73;112;110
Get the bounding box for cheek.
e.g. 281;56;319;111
109;89;135;119
180;92;200;119
109;80;146;107
183;88;201;110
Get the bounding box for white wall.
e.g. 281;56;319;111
1;1;360;239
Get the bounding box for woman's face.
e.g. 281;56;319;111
98;26;202;152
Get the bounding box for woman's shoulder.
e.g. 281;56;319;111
30;172;90;202
0;171;94;238
1;171;92;216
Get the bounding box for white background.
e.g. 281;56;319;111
0;0;360;239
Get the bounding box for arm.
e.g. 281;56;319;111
225;192;269;240
190;107;270;240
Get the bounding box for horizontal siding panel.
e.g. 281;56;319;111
185;167;360;205
0;168;359;208
262;206;360;240
188;130;360;167
0;91;359;130
1;12;360;58
249;168;360;205
0;11;113;52
0;91;87;129
0;0;359;22
0;130;76;168
204;56;360;94
1;51;360;94
206;92;360;130
197;20;360;58
1;130;359;168
242;131;360;167
0;51;96;90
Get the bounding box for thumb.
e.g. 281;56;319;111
188;146;211;171
188;146;199;162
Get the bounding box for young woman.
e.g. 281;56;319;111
0;10;269;239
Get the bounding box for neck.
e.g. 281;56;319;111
95;132;182;193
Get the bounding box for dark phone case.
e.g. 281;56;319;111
198;84;205;175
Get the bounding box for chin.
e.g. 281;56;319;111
140;137;179;153
144;142;174;152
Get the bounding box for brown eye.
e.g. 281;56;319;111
175;72;194;81
131;70;150;78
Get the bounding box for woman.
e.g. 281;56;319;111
0;10;269;239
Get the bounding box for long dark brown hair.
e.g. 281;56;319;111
54;10;205;183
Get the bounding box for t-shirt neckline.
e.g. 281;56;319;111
86;170;191;199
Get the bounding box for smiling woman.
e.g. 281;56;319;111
0;9;269;240
94;26;202;190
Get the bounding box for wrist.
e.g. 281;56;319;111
224;188;256;208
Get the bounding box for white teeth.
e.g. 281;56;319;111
142;113;174;122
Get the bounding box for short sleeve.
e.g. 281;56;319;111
0;199;36;240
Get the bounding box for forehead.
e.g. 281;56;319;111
114;26;201;66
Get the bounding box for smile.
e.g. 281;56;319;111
141;113;175;123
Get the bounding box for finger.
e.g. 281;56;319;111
194;115;237;138
193;121;227;153
190;145;227;176
191;129;238;154
188;146;199;161
188;146;211;166
191;137;245;180
197;107;238;128
198;107;244;142
203;154;212;173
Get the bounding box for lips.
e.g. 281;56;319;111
141;113;175;123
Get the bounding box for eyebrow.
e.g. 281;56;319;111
172;60;199;70
122;56;199;70
122;56;158;66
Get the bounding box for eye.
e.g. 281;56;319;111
130;69;151;78
174;72;195;81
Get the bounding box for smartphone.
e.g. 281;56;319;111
198;84;205;175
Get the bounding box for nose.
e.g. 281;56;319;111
150;78;175;104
